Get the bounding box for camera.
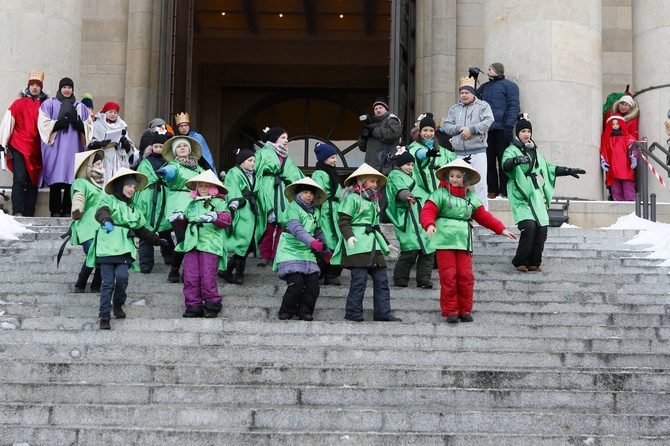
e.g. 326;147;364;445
360;127;370;138
468;67;481;78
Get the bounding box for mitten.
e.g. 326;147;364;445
388;245;400;258
103;221;114;233
322;252;333;264
155;165;176;181
630;155;638;169
514;155;530;166
72;116;85;134
600;158;610;172
53;117;69;132
196;211;218;223
310;240;324;252
167;211;184;222
347;236;357;249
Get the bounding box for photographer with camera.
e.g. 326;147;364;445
474;62;520;199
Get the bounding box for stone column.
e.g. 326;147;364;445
631;0;670;199
483;1;603;200
124;0;157;140
415;0;457;123
0;1;83;188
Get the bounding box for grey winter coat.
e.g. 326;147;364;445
442;99;494;157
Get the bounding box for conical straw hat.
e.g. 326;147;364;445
185;169;228;195
104;167;149;195
74;149;104;178
435;158;481;185
284;177;327;206
343;163;387;188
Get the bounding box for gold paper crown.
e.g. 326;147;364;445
29;69;45;83
459;76;476;90
175;112;190;125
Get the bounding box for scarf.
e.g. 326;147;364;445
315;160;339;198
91;168;105;187
353;182;381;202
425;139;435;149
176;156;198;169
295;193;315;214
242;167;255;188
56;91;77;123
268;141;288;158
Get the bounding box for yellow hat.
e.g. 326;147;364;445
285;177;327;207
104;168;149;195
343;163;387;188
73;149;104;179
161;136;202;162
435;158;481;185
185;169;228;195
175;112;190;125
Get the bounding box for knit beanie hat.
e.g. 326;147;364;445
373;97;389;111
490;63;505;75
419;113;436;130
235;148;255;165
113;175;139;194
93;152;103;163
149;118;166;128
515;113;532;138
101;101;120;113
295;184;316;195
264;127;287;144
395;150;414;167
314;142;337;162
81;93;94;109
151;131;171;145
58;77;74;90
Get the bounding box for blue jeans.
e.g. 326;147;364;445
345;267;392;320
99;263;130;317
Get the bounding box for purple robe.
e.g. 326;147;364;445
39;98;89;187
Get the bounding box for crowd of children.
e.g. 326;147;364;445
64;110;587;330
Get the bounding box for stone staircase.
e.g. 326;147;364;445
1;217;669;445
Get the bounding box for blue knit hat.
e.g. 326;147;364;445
314;142;337;162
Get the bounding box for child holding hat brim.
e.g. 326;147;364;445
220;148;263;284
156;135;205;283
87;168;169;330
420;158;516;324
274;177;330;321
169;170;232;318
331;163;401;322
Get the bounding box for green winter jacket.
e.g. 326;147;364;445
502;141;557;226
273;200;321;269
254;145;304;227
70;178;103;245
311;169;342;251
425;187;482;252
408;140;457;195
385;168;434;254
164;160;204;216
224;165;263;257
133;157;171;232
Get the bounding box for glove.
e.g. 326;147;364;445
600;158;610;172
119;135;130;151
103;221;114;233
630;155;637;169
514;155;530;166
426;147;439;158
72;116;85;133
158;238;170;246
556;166;586;178
53;117;69;132
322;251;333;264
310;240;324;252
347;236;357;249
196;211;218;224
167;211;184;222
388;245;400;258
155;165;176;181
462;155;472;164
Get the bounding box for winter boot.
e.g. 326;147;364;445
98;316;111;330
233;257;246;284
73;275;87;293
218;259;236;284
183;305;204;318
90;269;102;293
203;301;223;318
324;275;340;286
113;304;126;319
168;268;181;283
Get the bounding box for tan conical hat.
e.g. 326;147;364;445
73;149;104;178
343;163;387;187
104;167;149;195
185;169;228;195
435;158;481;185
161;135;202;162
284;177;327;207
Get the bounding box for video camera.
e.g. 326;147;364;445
468;67;481;79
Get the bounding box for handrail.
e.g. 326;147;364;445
629;138;670;221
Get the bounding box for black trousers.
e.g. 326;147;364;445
486;129;510;196
512;219;548;268
279;272;320;317
138;229;174;270
49;183;72;216
9;147;38;216
170;223;186;271
393;249;434;284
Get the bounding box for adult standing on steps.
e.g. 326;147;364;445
175;112;216;173
475;62;520;199
0;69;48;217
38;77;91;217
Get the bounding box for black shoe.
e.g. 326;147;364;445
90;286;101;294
446;316;459;324
73;285;86;293
324;275;341;286
278;312;293;320
300;313;314;321
203;301;222;318
113;305;126;319
140;267;152;274
98;316;111;330
459;314;474;322
167;270;181;283
218;270;235;284
417;281;433;289
233;273;244;285
257;258;269;267
183;306;204;318
394;280;408;288
162;255;173;265
345;315;364;322
373;316;402;322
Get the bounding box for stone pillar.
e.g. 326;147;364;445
631;0;670;199
415;0;457;123
124;0;157;141
0;1;83;189
483;1;603;200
